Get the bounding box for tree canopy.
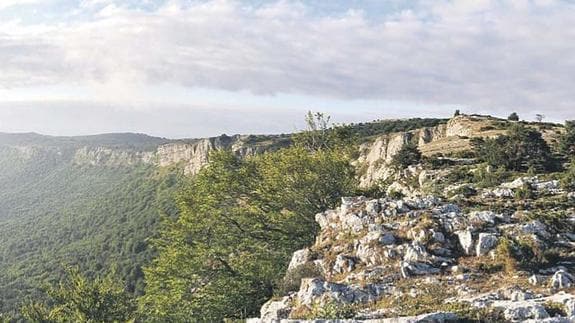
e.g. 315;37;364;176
139;146;356;320
472;124;555;172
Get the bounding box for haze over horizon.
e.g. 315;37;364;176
1;0;574;138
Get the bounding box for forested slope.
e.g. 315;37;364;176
0;135;182;314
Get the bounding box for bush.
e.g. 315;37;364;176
391;143;422;169
561;161;575;190
559;120;575;157
514;183;535;200
508;112;520;121
472;124;556;172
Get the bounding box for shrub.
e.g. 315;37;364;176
559;120;575;157
508;112;520;121
544;301;567;317
391;143;422;169
472;124;556;172
561;160;575;190
514;183;535;200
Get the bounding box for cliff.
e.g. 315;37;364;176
356;115;562;187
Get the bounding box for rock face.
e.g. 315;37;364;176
254;193;575;321
356;116;507;187
157;135;288;175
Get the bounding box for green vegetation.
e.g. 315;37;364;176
139;116;357;321
471;124;556;172
508;112;520;121
391;143;422;169
0;135;182;316
21;267;136;322
559;120;575;157
345;118;447;140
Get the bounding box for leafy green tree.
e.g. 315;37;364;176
20;267;136;323
140;146;356;321
391;143;422;169
508;112;520;121
472;124;555;172
559;120;575;158
293;111;357;153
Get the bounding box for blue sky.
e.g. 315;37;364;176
0;0;574;138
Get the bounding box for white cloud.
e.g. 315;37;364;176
0;0;42;10
0;0;574;117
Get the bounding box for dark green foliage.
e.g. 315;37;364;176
471;124;555;172
344;118;447;140
508;112;520;121
391;143;422;169
140;147;356;321
20;267;136;322
454;109;461;117
559;120;575;157
561;160;575;190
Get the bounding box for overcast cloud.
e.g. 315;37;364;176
0;0;574;136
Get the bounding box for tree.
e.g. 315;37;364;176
140;146;356;320
391;142;422;169
535;114;545;123
293;111;356;153
454;109;461;117
559;120;575;158
508;112;520;121
472;124;555;172
20;267;136;323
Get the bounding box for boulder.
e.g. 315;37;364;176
288;248;312;271
456;229;475;255
551;270;574;289
260;296;292;321
333;255;356;274
476;233;498;256
501;303;549;322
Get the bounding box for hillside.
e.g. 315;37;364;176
249;116;575;322
5;114;568;321
0;118;448;316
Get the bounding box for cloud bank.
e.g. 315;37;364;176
1;0;574;115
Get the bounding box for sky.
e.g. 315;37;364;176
0;0;574;138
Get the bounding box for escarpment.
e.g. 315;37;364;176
356;115;562;187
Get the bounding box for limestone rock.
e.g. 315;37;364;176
456;229;475;255
288;248;312;271
476;233;498;256
260;296;292;321
551;270;574;289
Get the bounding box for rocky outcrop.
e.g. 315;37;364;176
73;147;155;166
157;135;288;175
253;193;575;321
356;115;507;187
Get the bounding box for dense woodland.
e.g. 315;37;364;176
2;115;574;321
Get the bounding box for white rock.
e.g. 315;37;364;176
333;255;356;274
476;233;498;256
456;229;475;255
469;211;497;225
529;274;547;286
403;243;432;263
501;303;549;322
288;248;311;271
551;270;574;289
260;296;292;321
